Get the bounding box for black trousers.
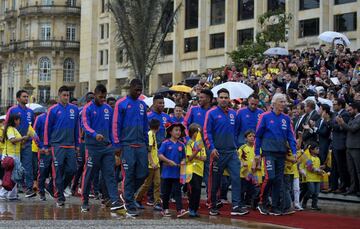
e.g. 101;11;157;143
333;149;350;190
188;173;202;211
162;178;182;211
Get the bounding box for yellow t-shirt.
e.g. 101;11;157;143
0;126;4;154
186;132;206;177
306;154;322;182
268;67;280;74
298;149;311;183
284;152;295;175
148;130;159;168
4;127;22;157
28;125;39;153
238;144;263;184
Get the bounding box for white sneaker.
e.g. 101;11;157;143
294;204;304;211
64;187;72;198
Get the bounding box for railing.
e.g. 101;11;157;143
19;5;80;17
0;40;80;52
4;9;17;20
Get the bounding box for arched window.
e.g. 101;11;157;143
63;58;75;82
8;61;15;86
39;57;51;82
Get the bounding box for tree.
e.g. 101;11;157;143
109;0;182;92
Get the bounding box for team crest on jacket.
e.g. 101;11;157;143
178;146;183;151
104;108;109;113
104;108;110;120
281;119;287;130
229;113;235;125
69;109;75;119
197;112;201;116
27;112;32;122
162;117;167;123
139;103;144;115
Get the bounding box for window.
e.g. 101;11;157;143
10;29;16;42
267;0;285;12
8;61;15;87
185;0;198;29
210;33;225;49
66;24;76;41
101;0;105;13
42;0;52;5
117;49;124;63
38;86;50;104
161;40;173;56
100;24;105;39
0;31;4;44
99;50;104;65
238;0;254;21
237;28;253;45
162;1;174;33
39;57;51;82
334;12;357;32
25;24;30;40
67;0;76;6
299;18;319;38
1;1;5;15
106;23;109;38
184;37;198;53
299;0;319;10
24;63;31;79
210;0;225;25
334;0;356;5
11;0;15;10
63;58;75;82
105;49;109;65
40;24;51;40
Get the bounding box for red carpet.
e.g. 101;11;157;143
171;200;360;229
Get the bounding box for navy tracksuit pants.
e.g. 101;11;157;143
51;145;77;201
208;151;242;208
21;142;34;191
81;145;119;203
72;143;85;192
121;145;148;209
37;152;53;195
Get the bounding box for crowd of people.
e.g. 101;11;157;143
0;41;359;219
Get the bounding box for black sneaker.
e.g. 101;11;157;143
209;208;220;216
231;206;249;216
216;200;223;209
135;201;145;209
110;200;125;211
39;193;46;201
45;187;54;199
56;200;65;207
25;190;36;198
101;198;112;207
257;204;269;215
282;208;296;215
269;208;282;216
127;208;139;217
311;205;321;211
81;202;90;212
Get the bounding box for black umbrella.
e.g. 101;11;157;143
185;76;200;87
156;87;173;94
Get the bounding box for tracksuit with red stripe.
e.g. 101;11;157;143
255;111;297;211
6;105;35;192
235;107;263;146
204;106;242;209
44;103;79;202
34;113;53;195
147;110;172;146
113;96;149;210
81;100;120;204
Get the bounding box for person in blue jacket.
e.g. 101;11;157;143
80;84;124;213
170;104;184;123
255;93;297;216
44;86;80;207
235;94;263;147
5;90;35;198
204;88;249;217
112;79;149;217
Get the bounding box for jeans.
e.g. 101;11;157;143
282;174;293;210
303;182;320;207
188;173;202;212
162;178;182;211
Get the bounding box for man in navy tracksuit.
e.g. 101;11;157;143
204;88;249;216
80;84;124;212
44;86;79;207
5;90;35;198
235;94;263;146
113;79;149;216
255;93;297;216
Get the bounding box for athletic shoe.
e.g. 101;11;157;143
110;200;125;211
170;198;176;203
269;209;282;216
45;187;54;199
119;193;125;203
177;209;189;218
25;190;36;198
135;201;145;209
231;206;249;216
127;208;139;217
101;198;112;208
209;208;220;216
81;202;90;212
56;200;65;207
189;209;197;217
216;200;223;209
64;187;72;198
161;209;171;217
89;193;95;199
257;204;269;215
311;205;321;211
146;200;154;206
39;193;46;201
294;205;304;211
153;204;162;211
282;208;296;215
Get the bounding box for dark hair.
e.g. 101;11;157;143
248;94;259;100
106;97;116;104
335;98;346;109
95;84;107;94
85;92;95;103
16;90;28;98
130;78;142;88
217;88;230;97
307;141;319;150
149;119;161;130
350;101;360;111
200;89;214;101
70;98;78;103
175;104;183;109
2;114;20;143
244;129;255;138
48;99;57;106
153;94;164;102
188;123;201;138
320;104;331;115
305;100;316;110
297;102;305;110
58;86;70;94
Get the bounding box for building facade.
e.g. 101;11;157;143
80;0;360;95
0;0;81;107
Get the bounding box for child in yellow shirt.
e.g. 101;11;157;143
186;123;206;217
302;142;324;211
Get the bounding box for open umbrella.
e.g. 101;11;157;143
26;103;43;111
264;47;289;56
170;85;192;93
318;31;350;46
156;87;173;94
143;97;176;109
0;115;6;120
211;82;254;99
304;96;333;111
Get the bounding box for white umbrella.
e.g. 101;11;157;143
318;31;350;46
212;82;254;99
304;96;333;111
0;115;6;120
26;103;43;110
143;97;176;109
264;47;289;56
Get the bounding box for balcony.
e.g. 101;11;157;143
0;40;80;53
19;5;80;17
4;9;17;21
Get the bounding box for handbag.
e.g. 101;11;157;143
2;136;15;191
